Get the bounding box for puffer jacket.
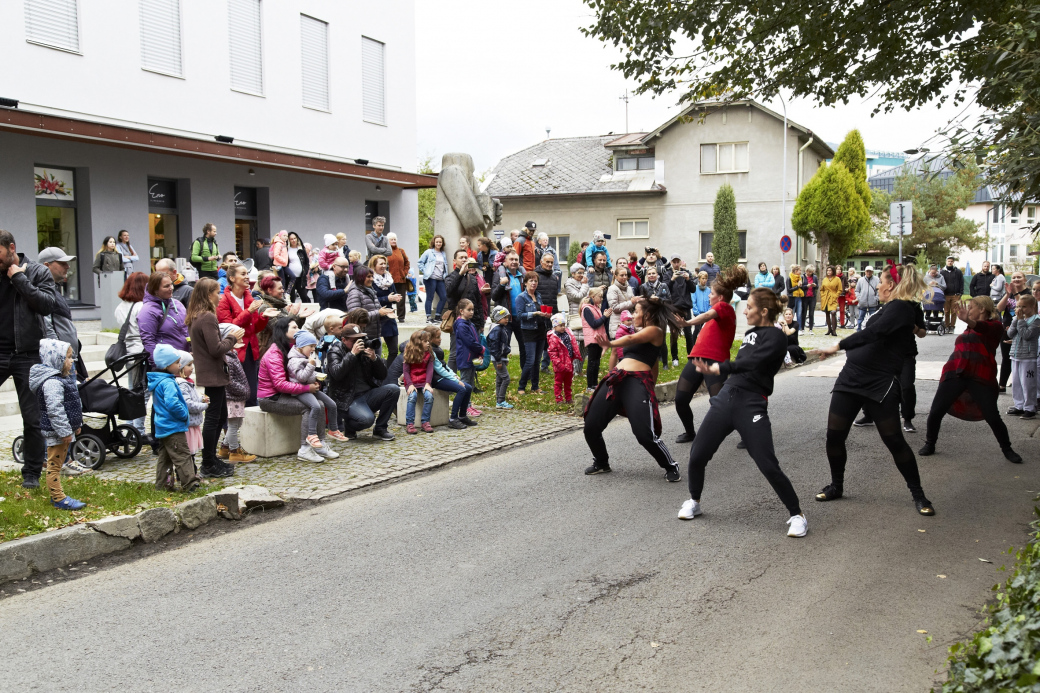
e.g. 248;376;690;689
565;277;588;318
137;291;189;367
2;254;59;354
534;266;561;312
257;345;311;400
546;327;578;373
177;378;208;428
345;283;382;340
224;351;250;402
318;246;341;271
286;346;317;385
326;339;388;410
270;232;289;268
30;338;81;446
147;370;189;439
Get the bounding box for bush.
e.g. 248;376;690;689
940;511;1040;692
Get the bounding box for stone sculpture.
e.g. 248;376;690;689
433;153;502;251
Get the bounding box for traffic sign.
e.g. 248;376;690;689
889;200;912;236
493;229;504;240
780;235;792;253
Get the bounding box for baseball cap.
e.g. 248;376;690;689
863;266;874;272
38;247;75;263
669;254;682;262
524;221;537;231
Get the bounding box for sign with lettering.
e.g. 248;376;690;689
234;187;257;217
147;179;177;209
34;167;75;201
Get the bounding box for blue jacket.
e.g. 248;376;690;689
417;249;447;281
487;323;511;361
753;271;775;290
315;271;349;311
218;268;228;294
514;291;543;330
692;285;712;315
147;371;189;438
583;243;611;268
453;317;484;365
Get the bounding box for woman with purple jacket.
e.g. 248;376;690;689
137;272;189;368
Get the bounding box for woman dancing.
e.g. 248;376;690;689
815;263;936;516
673;266;748;443
918;297;1022;463
677;289;806;537
584;297;683;482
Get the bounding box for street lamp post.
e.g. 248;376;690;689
779;94;788;275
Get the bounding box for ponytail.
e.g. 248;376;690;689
712;265;749;302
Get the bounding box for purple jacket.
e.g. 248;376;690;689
137;290;189;366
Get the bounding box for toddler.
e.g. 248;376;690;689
318;233;341;270
347;250;363;278
615;309;636;360
403;331;435;433
546;313;578;404
1008;294;1039;419
175;353;209;457
286;330;347;450
148;344;200;492
487;306;513;409
220;324;256;462
30;339;87;509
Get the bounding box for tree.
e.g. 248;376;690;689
791;162;870;268
418;155;436;252
712;184;739;269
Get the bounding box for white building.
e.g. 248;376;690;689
0;0;430;313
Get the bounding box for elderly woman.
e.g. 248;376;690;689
138;271;190;368
385;233;410;322
368;255;403;359
218;263;276;407
607;266;636;337
346;266;394;351
115;271;149;434
534;232;560;274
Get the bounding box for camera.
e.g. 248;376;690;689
363;337;381;351
645;246;659;256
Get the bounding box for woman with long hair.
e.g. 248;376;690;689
417;235;448;322
286;231;310;302
92;236;122;275
815;264;937;515
515;272;545;394
673;266;748;443
217;264;276;407
919;296;1022;463
585;296;684;481
368;254;403;359
255;274;310;355
678;288;806;537
186;278;245;477
116;230;139;276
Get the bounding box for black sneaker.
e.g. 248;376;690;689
665;464;681;482
736;440;747;450
447;419;467;430
903;420;916;433
585;461;611;475
918;442;936;456
21;476;39;489
853;416;874;427
914;497;935;516
1007;408;1024;416
459;416;478;427
201;462;235;478
1022;411;1036;420
344;430;358;441
674;431;695;444
815;484;843;502
1003;447;1024;464
371;428;395;441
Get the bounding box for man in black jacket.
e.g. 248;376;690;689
0;230;59;488
316;258;350;311
940;256;965;330
325;324;398;441
253;238;273;271
969;260;992;298
664;254;695;366
444;249;490;369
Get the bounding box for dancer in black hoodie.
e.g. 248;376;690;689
677;288;806;538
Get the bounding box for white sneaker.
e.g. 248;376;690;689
61;461;88;476
315;444;339;459
672;359;679;368
786;514;807;537
678;499;703;520
297;445;323;462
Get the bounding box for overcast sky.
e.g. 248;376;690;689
415;0;977;174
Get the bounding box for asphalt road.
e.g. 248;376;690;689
1;333;1038;692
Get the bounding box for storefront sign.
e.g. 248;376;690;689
234;187;257;217
147;178;177;209
34;167;75;201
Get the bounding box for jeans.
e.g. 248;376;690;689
201;386;228;467
519;338;545;391
342;384;399;432
494;360;510;403
857;305;878;330
407;389;434;424
791;297;804;329
800;295;817;331
425;278;446;318
258;395;325;447
296;390;339;437
459;367;476;389
510;320;527;367
434;377;472;419
0;352;45;480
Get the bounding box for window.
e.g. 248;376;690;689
1011;209;1020;224
700;142;749;173
1028;206;1036;223
24;0;80;53
228;0;263;95
300;14;329;111
1010;244;1019;259
139;0;182;77
616;156;654;171
34;166;81;302
546;235;570;265
699;231;748;261
618;219;649;239
361;36;385;125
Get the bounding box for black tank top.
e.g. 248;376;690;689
622;340;659;366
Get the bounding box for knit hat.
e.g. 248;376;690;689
294;330;318;348
153;344;182;370
619;310;632;322
593;230;605;241
551;313;567;328
324;234;337;247
570;262;584;275
178;351;194;369
490;306;510;323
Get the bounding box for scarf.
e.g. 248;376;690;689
789;272;804;297
372;270;395;291
261;292;289;311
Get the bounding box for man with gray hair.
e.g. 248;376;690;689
38;247;86;378
365;216;391;261
155;257;193;305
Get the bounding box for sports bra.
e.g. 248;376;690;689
621;340;660;367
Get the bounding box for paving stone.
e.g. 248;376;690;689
88;515;141;540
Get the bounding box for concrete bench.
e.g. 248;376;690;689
395;386;452;428
241;406;303;458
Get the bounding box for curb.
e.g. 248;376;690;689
0;484;284;586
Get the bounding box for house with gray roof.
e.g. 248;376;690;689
484;99;834;272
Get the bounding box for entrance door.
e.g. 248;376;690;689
148;213;179;272
235;219;256;260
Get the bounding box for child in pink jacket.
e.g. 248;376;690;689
318;234;341;271
546;313;579;404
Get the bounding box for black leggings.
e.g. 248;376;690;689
670;311;694;363
202;386;228;467
584;376;676;470
586;344;603;390
687;385;801;515
999;338;1012;388
825;387;925;498
925;377;1012;450
675;359;727;436
858;358;917;422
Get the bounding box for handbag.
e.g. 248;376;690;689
104;302;137;369
439;309;455;333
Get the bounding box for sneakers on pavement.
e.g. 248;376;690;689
466;407;482;417
296;445;323;463
787;514;808;537
21;476;39;489
459;416;478;427
447;419;467;430
902;419;916;433
853;416;874;427
372;428;396;441
1007;408;1024;416
200;462;235;478
675;431;696;444
421;422;434;433
495;402;514;410
678;499;702;520
918;442;936;456
584;461;611;475
406;424;418;435
1022;411;1037;420
315;444;339;459
665;464;681;482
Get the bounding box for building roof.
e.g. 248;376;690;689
866;153;1017;205
484;135;665;199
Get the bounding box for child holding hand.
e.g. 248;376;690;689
30;339;87;509
148;344;201;492
175;353;209;457
546;313;579;404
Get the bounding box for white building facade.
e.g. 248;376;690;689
0;0;428;313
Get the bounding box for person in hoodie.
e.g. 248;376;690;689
546;313;579;404
148;344;200;492
30;339;87;509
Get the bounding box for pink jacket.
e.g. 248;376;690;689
614;324;636;359
318;246;340;270
546;327;578;373
581;303;607;346
270;232;289;268
257;345;311;399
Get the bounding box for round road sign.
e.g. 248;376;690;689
780;235;792;253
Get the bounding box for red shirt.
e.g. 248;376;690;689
690;300;736;362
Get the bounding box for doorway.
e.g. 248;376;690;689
235;219;256;260
148;213;179;272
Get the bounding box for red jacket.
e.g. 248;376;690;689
518;238;536;272
216;287;269;361
546;327;579;373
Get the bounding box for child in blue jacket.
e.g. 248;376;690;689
487;306;513;409
453;299;484;389
148;344;200;492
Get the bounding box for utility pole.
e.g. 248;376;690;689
619;90;629;134
778;94;788;274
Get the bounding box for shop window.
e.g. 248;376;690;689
546;235;569;265
618;219;649;239
34;166;80;302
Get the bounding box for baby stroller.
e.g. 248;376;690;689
922;286;946;335
11;352;148;470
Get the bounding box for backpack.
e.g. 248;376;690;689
189;237;213;272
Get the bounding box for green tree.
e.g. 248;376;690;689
567;241;581;268
712;184;739;269
791;162;870;268
418;155;436;251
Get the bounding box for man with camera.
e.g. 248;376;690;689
491;249;527;365
444;249;490;369
637;247;667;283
325;323;398;441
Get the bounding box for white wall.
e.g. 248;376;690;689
0;0;416;171
957;203;1036;271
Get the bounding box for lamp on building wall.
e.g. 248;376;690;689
248;168;255;176
375;185;382;191
0;97;18;108
215;135;234;144
355;158;369;165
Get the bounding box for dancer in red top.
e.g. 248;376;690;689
673;266;747;443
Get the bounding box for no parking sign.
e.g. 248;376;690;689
780;235;792;253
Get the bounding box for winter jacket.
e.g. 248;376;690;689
535;245;560;274
371;274;399;340
188;311;237;387
487;324;511;361
1008;314;1040;360
640;279;670;301
692;284;712;315
546;327;578;373
753;271;776;290
444;269;486;325
92;250;122;275
583;243;612;268
941;266;965;296
216;287;269;362
969;271;993;298
587;266;613;296
636;257;666;282
514;291;544;330
431;350;459;384
147;370;189;439
565;277;589;318
534;266;561;312
787;272;805;298
177;378;208;429
453;317;484;365
269;234;289;268
325;339;389;409
516;236;536;272
318;246;341;271
171;277;193;306
490;266;526;316
606;282;635;336
137;291;189;367
345;283;382;340
581;304;608;347
257;345;311;400
365;232;391;261
855;276;880;309
418;249;448;281
286;346;317;385
252;244;273;272
224;352;250;402
316;271;349;311
387;247;410;283
403;353;434;388
770;272;785;296
30;338;81;446
699;262;722;285
0;254;58;355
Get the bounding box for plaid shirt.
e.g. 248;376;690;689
583;367;662;436
940;318;1003;421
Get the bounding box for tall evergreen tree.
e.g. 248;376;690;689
832;130;872;214
712;184;740;270
791;161;870;268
